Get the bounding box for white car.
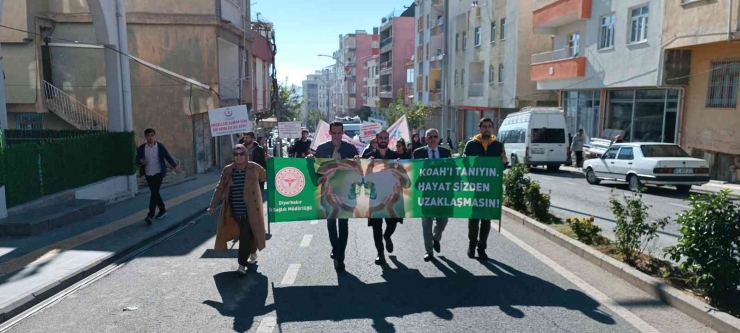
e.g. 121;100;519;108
583;143;710;193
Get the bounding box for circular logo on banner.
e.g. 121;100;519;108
275;167;305;197
224;109;234;118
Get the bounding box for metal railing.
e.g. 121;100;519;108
468;83;485;97
381;61;393;70
380;37;393;49
43;81;108;131
380;84;393;93
531;48;571;64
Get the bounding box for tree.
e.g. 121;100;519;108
254;82;302;123
378;89;432;130
358;106;372;121
306;109;328;132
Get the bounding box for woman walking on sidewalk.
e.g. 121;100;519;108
207;144;267;275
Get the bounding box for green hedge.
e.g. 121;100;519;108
3;131;136;208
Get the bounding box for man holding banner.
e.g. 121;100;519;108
413;128;452;262
308;121;359;273
463;118;508;260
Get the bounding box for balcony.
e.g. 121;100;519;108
468;83;485;97
530;48;586;81
533;0;591;34
432;0;445;13
380;61;393;74
380;37;393;53
379;84;394;98
381;10;402;30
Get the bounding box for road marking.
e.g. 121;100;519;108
281;264;301;285
300;235;313;247
669;203;690;209
500;229;660;333
310;220;319;225
0;183;216;274
592;187;606;192
540;176;555;181
256;316;277;333
563;181;578;185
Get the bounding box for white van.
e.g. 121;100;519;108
498;107;570;171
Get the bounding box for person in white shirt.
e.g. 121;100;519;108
136;128;182;225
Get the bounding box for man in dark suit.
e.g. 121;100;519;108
413;128;452;262
308;121;359;273
463;117;507;260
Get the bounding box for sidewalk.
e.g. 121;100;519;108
559;165;740;197
0;171;222;324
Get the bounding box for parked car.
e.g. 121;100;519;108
498;107;570;171
583;143;710;193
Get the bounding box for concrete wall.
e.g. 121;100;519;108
48;0;216;15
7;111;76;130
0;0;30;42
514;0;557;106
3;42;37;104
355;33;375;109
663;0;740;49
218;37;239;99
536;0;664;91
681;42;740;156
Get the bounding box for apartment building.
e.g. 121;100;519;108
328;30;379;118
363;55;380;111
1;0;253;174
661;0;740;182
448;0;556;141
251;23;274;115
378;6;416;107
531;0;679;150
414;0;446;131
301;69;332;122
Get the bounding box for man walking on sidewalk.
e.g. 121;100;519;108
308;121;359;273
137;128;182;225
463;118;507;260
571;128;585;168
413;128;451;262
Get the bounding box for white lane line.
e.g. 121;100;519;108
281;264;301;285
563;181;578;185
256;316;277;333
500;229;660;333
310;220;319;225
669;203;690;209
300;235;313;247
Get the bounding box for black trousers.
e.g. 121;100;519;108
468;219;492;250
235;215;256;266
145;173;165;217
369;218;400;256
327;219;349;261
575;151;584;167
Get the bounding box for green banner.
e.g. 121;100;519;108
267;157;503;223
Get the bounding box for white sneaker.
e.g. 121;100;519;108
237;265;247;275
248;252;258;264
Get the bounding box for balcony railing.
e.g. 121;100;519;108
531;48;571;64
435;17;444;27
380;84;393;93
468;83;485;97
381;61;393;71
531;48;586;81
380;37;393;50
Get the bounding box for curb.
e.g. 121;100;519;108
136;176;196;196
502;207;740;333
0;207;208;325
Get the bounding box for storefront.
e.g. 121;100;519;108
562;91;601;142
458;107;516;142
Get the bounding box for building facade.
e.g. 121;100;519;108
379;7;416;107
301;69;332;123
329;30;379;118
662;0;740;182
363;55;380;110
251;24;274;115
413;0;446;132
531;0;676;148
1;0;254;174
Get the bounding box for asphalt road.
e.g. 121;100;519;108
3;212;691;333
526;167;721;254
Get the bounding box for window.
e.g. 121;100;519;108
16;114;43;130
489;65;494;82
629;5;649;43
500;129;525;143
568;33;580;57
491;22;496;43
455;33;459;51
531;128;566;144
455;70;459;85
603;147;619;159
498;64;504;82
600;14;615;49
500;18;506;40
474;26;481;46
461;69;465;86
640;145;689;158
617;147;634;160
462;31;467;50
707;59;740;108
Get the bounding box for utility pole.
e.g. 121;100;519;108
441;0;450;143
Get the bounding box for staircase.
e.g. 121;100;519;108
43;80;108;131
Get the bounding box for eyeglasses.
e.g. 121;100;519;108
427;135;439;139
233;153;246;157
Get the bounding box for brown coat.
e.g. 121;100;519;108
208;162;267;251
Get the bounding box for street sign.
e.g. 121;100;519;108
278;121;302;139
361;122;383;140
208;105;253;137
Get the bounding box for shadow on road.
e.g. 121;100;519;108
203;265;273;333
254;255;617;333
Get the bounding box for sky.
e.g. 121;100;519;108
252;0;413;88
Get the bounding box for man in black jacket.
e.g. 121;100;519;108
291;129;312;157
238;132;267;169
413;128;452;262
463;118;507;260
136;128;182;225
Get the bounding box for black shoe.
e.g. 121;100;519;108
467;244;476;258
384;236;394;253
145;216;153;225
433;239;441;253
334;259;345;272
330;252;335;259
374;256;386;265
477;249;489;260
423;253;433;262
155;211;168;219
